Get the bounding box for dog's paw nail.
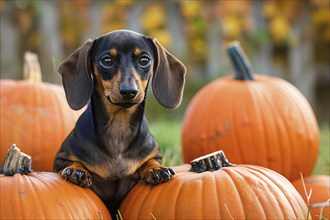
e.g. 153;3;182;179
160;170;172;182
152;172;160;182
62;168;72;177
169;168;176;175
74;170;85;179
85;177;93;187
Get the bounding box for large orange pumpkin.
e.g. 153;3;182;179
0;172;111;220
182;42;319;181
120;151;309;219
0;52;81;171
0;144;111;220
292;175;330;219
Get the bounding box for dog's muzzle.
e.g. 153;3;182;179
103;89;137;109
119;84;138;101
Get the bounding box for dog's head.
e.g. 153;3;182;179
58;30;186;110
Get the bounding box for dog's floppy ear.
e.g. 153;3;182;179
150;38;186;109
58;40;94;110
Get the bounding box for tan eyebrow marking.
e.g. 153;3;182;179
110;49;118;57
134;48;142;57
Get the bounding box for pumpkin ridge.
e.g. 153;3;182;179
284;84;319;177
13;175;23;219
175;172;196;218
274;85;297;179
222;168;246;219
44;173;78;219
268;83;296;178
200;172;210;218
172;174;187;218
243;165;307;218
137;184;160;219
76;184;99;217
284;81;318;175
123;182;145;216
58;177;81;218
215;171;233;219
35;84;44;168
238;83;258;164
51;85;67;152
236;166;284;219
210;169;221;218
247;82;270;168
37;173;71;218
251;82;284;173
230;88;244;164
199;84;222;157
41;172;85;218
23;173;48;218
228;167;265;219
268;81;314;178
173;171;195;219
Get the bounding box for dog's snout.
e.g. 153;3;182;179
119;84;138;100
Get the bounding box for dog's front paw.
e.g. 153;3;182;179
141;166;175;185
61;166;92;188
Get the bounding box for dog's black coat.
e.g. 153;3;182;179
53;30;186;217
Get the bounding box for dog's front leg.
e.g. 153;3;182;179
60;161;92;188
138;158;175;185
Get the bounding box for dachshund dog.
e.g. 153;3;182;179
53;30;186;217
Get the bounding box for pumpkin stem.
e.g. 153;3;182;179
227;41;254;80
0;144;32;176
190;150;233;173
23;51;42;83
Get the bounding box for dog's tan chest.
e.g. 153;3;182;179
88;155;139;180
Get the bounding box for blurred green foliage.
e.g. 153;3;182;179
313;126;330;175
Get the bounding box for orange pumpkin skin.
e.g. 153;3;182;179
182;44;319;181
120;164;308;219
292;175;330;219
0;172;111;219
0;79;80;171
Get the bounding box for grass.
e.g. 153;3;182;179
150;120;330;175
313;125;330;175
149;119;183;166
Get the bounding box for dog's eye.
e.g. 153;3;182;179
138;57;151;67
100;56;113;68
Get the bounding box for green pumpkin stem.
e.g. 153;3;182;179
0;144;32;176
227;42;255;80
190;150;233;173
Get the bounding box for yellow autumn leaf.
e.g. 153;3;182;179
269;16;290;42
141;4;166;31
151;29;171;48
262;0;278;19
115;0;135;7
313;7;330;26
181;1;201;19
222;16;241;38
191;38;207;56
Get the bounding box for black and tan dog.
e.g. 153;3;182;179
53;30;186;216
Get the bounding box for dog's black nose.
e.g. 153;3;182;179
119;86;138;100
